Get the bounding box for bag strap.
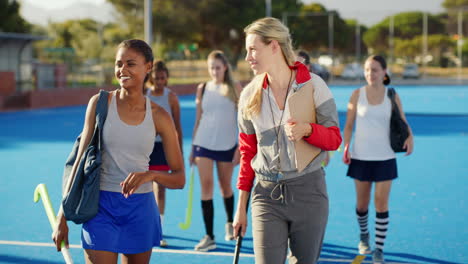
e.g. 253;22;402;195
387;87;395;100
95;90;110;150
387;88;406;120
387;87;397;109
201;82;207;100
95;90;110;127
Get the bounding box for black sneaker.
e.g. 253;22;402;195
372;248;384;264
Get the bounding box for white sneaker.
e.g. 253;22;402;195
194;235;216;252
225;222;235;241
160;239;168;248
358;233;371;254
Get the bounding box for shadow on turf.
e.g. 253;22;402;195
0;254;63;264
162;234;254;253
159;237;462;264
321;243;463;264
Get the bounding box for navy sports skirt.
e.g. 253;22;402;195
346;158;398;182
82;191;162;254
149;142;170;171
192;144;237;162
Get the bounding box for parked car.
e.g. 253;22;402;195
402;63;420;79
340;63;364;80
310;63;330;82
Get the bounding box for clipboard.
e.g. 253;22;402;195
288;81;321;173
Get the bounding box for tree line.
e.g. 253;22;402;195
2;0;468;67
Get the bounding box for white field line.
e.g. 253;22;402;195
0;240;413;263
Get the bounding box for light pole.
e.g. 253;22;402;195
266;0;272;17
457;9;463;83
422;12;428;79
355;22;361;63
144;0;152;45
389;16;394;66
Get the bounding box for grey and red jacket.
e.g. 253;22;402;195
237;62;342;192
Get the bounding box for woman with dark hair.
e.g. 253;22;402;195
190;50;242;251
53;39;185;263
342;55;413;263
145;60;183;247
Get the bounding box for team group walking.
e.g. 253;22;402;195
54;17;413;264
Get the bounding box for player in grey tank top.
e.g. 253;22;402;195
191;50;243;252
146;60;183;247
53;39;185;263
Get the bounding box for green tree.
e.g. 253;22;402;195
442;0;468;8
106;0;145;39
363;12;445;55
343;19;368;58
283;3;358;58
107;0;200;47
34;19;131;65
0;0;31;33
442;0;468;36
394;35;455;65
107;0;302;65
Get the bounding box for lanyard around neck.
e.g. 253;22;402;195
267;70;294;172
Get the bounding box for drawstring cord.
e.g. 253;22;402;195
270;181;294;204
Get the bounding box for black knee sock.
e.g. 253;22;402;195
201;200;214;239
223;194;234;223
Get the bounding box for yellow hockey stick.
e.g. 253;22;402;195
33;183;73;264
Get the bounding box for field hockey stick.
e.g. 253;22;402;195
233;195;250;264
33;183;74;264
232;232;243;264
178;165;195;230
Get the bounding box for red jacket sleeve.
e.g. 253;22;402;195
237;132;257;192
303;124;342;151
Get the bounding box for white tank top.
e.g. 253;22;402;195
351;86;395;160
147;88;171;142
192;81;237;150
100;92;156;193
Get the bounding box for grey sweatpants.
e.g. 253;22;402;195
251;169;328;264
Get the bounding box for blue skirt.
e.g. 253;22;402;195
192;144;237;162
82;191;162;254
346;158;398;182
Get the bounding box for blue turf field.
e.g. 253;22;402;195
0;85;467;264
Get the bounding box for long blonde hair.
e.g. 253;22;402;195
207;50;239;106
243;17;296;119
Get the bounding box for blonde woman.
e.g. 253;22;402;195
233;18;342;264
190;50;243;251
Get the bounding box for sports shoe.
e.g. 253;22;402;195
160;239;168;248
225;222;235;241
358;233;371;254
372;248;384;264
194;235;216;252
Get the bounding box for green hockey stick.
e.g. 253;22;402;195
33;183;74;264
178;166;195;230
